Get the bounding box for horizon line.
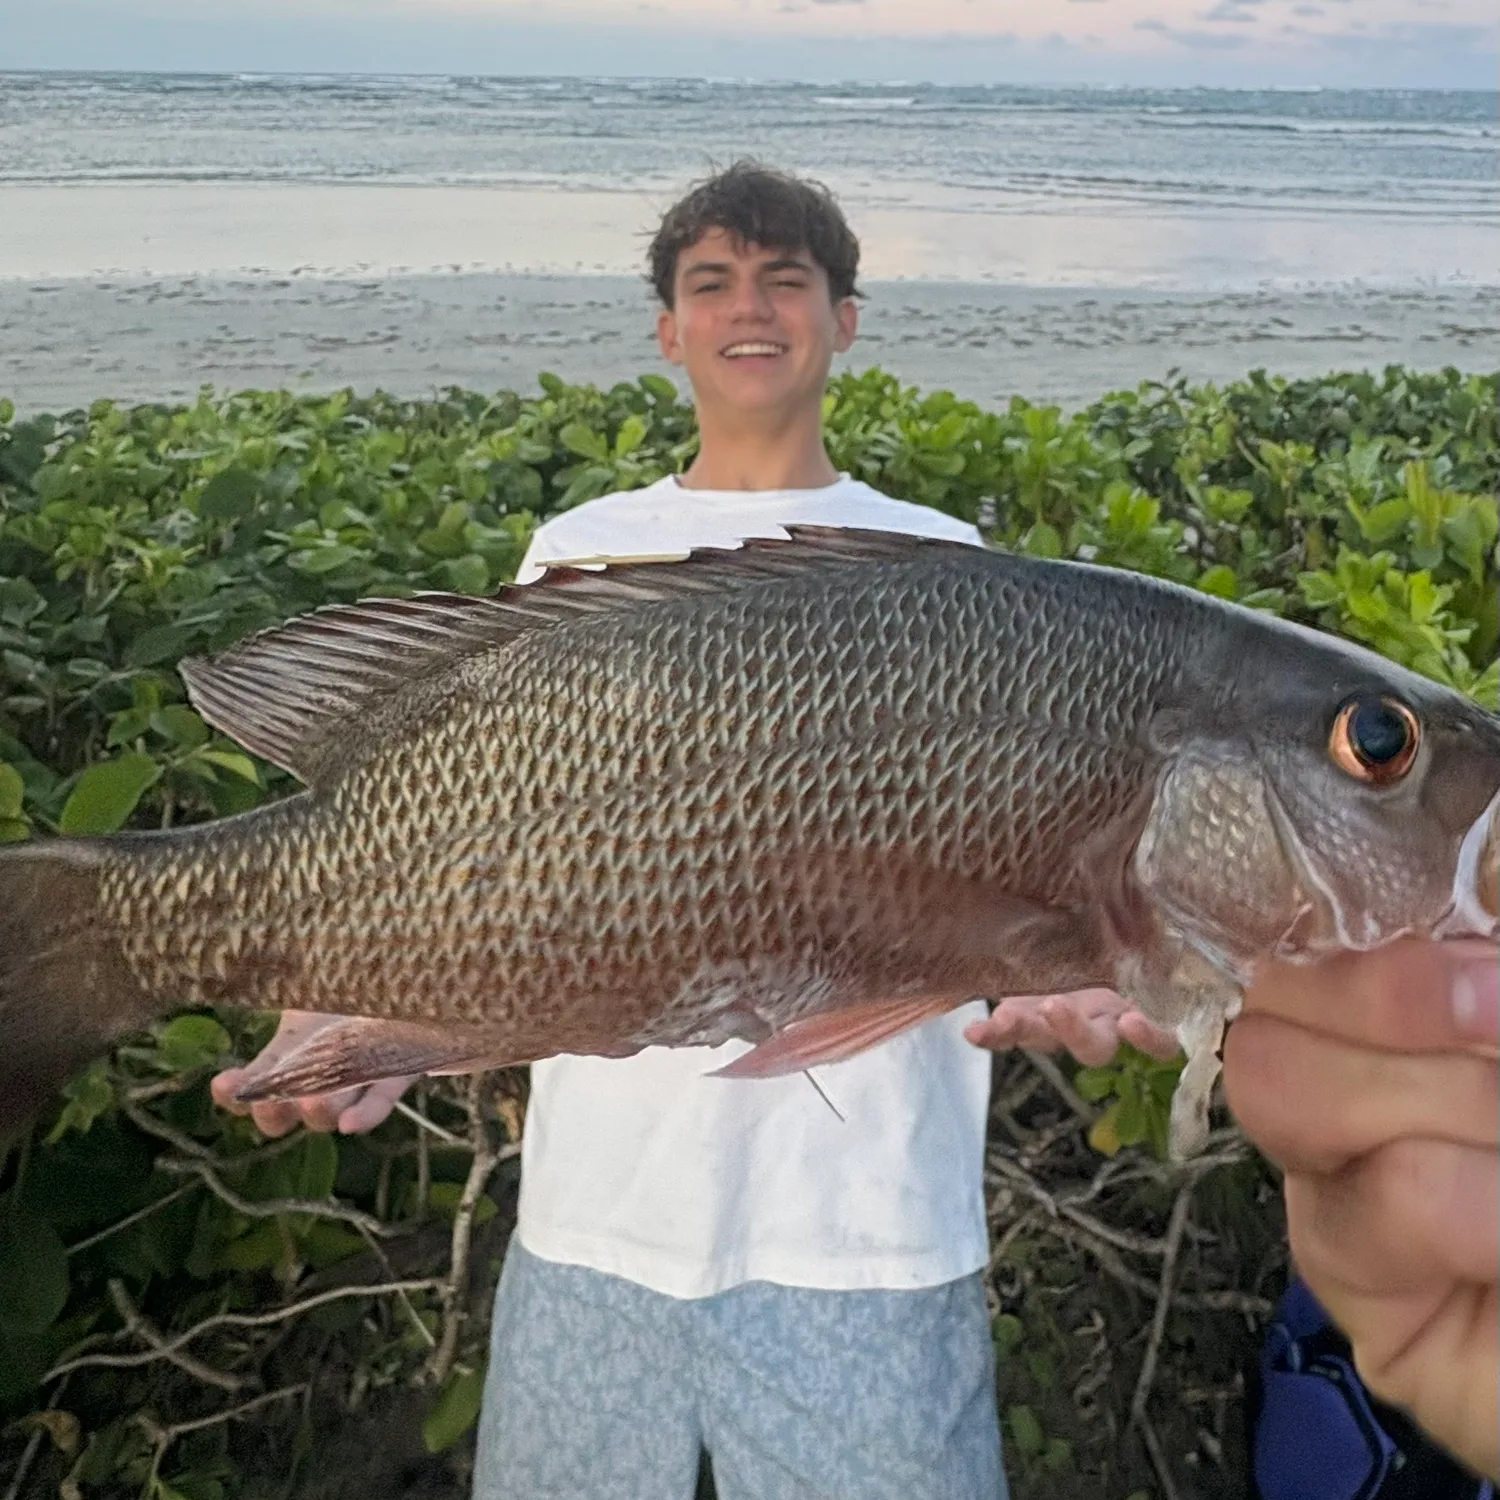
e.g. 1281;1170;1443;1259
3;66;1496;93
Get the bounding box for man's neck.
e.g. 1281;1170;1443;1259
680;408;839;493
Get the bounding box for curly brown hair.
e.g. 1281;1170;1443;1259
647;160;861;309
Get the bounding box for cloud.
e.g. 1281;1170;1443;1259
1134;16;1253;46
1;0;1492;88
1316;17;1490;52
1291;3;1323;13
1200;1;1259;20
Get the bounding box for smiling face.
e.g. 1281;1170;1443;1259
656;227;858;427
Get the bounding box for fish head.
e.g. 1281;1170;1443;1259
1153;615;1500;964
1253;673;1500;951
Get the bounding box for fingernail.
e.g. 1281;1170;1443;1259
1452;955;1499;1042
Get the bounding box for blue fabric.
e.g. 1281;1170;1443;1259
472;1239;1008;1500
1255;1280;1397;1500
1249;1279;1500;1500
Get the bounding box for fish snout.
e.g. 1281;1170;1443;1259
1479;800;1499;922
1444;788;1500;937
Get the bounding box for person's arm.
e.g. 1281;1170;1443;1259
212;523;561;1136
1224;938;1499;1481
211;1011;417;1136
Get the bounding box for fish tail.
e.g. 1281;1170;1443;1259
0;838;155;1135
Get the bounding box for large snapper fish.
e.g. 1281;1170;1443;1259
1;527;1496;1153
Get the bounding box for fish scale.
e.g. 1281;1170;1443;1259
0;526;1495;1152
102;554;1190;1034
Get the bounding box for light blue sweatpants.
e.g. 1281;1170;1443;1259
473;1239;1008;1500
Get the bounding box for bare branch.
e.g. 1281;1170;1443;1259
107;1279;244;1393
2;1374;70;1500
1130;1185;1194;1429
429;1077;506;1383
66;1182;199;1258
156;1155;393;1238
141;1383;308;1446
356;1223;437;1351
394;1095;465;1148
1023;1050;1097;1125
45;1279;442;1384
1138;1408;1182;1500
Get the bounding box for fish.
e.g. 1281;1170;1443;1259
0;525;1495;1154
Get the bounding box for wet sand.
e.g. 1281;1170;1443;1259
3;271;1496;417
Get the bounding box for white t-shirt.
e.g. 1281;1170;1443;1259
511;474;994;1298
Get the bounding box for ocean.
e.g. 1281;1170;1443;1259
1;73;1495;287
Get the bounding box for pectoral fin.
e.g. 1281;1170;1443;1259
709;996;959;1079
229;1016;496;1104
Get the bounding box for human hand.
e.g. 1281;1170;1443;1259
963;987;1180;1067
210;1011;418;1137
1224;938;1499;1482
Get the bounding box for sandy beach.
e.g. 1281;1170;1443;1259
5;76;1496;416
3;271;1497;418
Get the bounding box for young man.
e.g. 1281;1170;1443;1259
215;162;1175;1498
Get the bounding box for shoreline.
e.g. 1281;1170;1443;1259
2;273;1497;418
6;180;1496;288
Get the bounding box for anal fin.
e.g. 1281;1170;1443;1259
709;996;958;1080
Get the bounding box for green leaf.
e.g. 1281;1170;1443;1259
1113;1086;1149;1146
58;753;161;834
614;414;648;458
991;1313;1025;1356
288;543;360;575
1088;1099;1123;1157
154;1014;232;1072
1195;565;1239;600
288;1132;339;1201
1072;1066;1117;1103
0;1212;69;1334
1006;1403;1046;1458
151;705;209;748
0;762;25;819
422;1365;487;1453
215;1219;284;1273
1018;522;1063;559
197;466;261;521
195;749;260;783
558;422;609;462
1041;1437;1073;1473
45;1058;115;1142
639;373;678;403
124;622;196;669
426;1181;498;1226
438;554;490;595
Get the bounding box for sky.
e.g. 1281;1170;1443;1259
1;0;1495;88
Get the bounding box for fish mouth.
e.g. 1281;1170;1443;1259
1438;787;1500;938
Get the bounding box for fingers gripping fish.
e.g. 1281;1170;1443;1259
0;526;1496;1157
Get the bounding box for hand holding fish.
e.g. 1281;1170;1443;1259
963;988;1179;1066
1224;939;1500;1482
210;1011;418;1137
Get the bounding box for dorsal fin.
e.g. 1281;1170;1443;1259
179;525;976;785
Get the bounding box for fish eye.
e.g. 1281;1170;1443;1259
1329;696;1421;785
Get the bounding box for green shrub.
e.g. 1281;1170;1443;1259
0;362;1493;1498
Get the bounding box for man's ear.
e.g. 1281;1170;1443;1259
832;297;858;354
657;306;684;366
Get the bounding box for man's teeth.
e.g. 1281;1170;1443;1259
724;343;784;357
